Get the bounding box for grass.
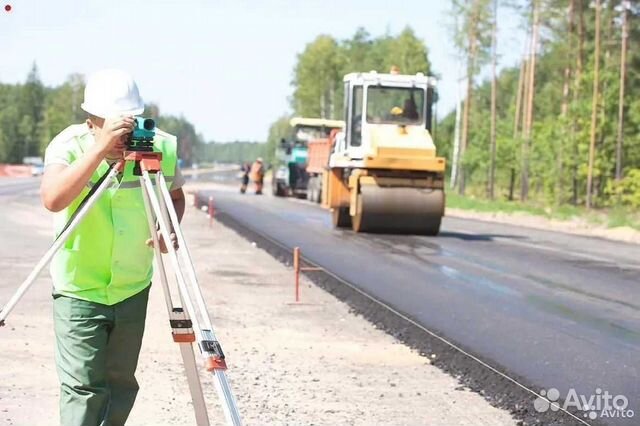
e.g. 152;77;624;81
606;206;640;230
447;193;549;217
446;193;640;231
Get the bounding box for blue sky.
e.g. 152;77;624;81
0;0;525;142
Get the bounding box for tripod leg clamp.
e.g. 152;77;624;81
170;308;196;343
200;333;228;371
204;356;227;371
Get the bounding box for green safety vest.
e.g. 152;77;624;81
50;128;178;305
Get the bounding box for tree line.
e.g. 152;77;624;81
268;3;639;210
291;27;431;120
264;27;432;163
197;141;268;164
442;0;639;209
0;64;204;166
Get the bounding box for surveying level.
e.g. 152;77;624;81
127;117;157;152
0;136;243;425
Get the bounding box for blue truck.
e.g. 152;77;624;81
272;117;344;197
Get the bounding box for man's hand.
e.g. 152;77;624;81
95;117;135;157
146;231;178;254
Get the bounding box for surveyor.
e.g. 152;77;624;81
250;157;265;195
40;69;186;426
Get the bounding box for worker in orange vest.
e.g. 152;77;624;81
249;158;265;195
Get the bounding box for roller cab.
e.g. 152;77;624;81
323;71;446;235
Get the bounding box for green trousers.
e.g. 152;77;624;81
53;286;150;426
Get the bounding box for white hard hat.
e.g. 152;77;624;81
81;69;144;118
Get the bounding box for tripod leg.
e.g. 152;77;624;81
0;165;121;326
156;172;214;330
179;343;211;426
154;172;243;426
140;175;175;314
140;172;202;334
140;177;210;426
142;171;242;426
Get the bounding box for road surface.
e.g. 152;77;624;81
199;186;640;425
0;177;40;196
4;174;637;424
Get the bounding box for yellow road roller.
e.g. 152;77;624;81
321;71;445;235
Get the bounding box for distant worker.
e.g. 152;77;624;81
250;157;265;195
40;69;185;425
240;162;250;194
390;65;401;75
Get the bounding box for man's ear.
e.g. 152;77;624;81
86;117;94;130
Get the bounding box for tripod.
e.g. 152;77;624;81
0;150;242;426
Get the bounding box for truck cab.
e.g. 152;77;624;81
273;117;344;197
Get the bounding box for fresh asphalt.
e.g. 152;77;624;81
198;184;639;426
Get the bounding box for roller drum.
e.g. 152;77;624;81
352;186;444;235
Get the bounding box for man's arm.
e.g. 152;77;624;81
170;187;185;223
41;117;134;212
41;148;107;212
